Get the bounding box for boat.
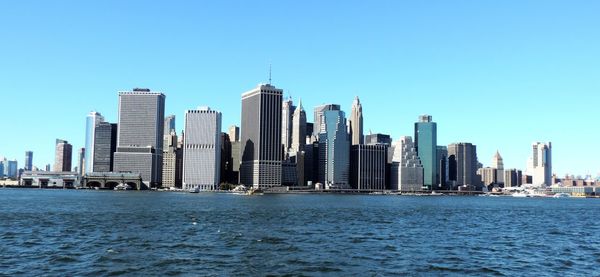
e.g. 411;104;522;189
231;185;248;195
246;188;264;196
553;193;570;198
512;192;529;198
188;187;200;193
114;183;132;191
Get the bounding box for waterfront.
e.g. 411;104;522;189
1;189;599;276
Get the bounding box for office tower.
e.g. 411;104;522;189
77;148;85;176
240;84;283;188
281;97;295;153
84;111;105;174
0;160;4;178
447;142;480;189
230;141;241;184
528;142;552;186
45;164;51;171
291;100;306;154
349;96;364;145
313;104;341;140
318;110;350;188
350;144;387;190
24;151;33;171
281;160;298;186
436;146;448;190
175;131;184;187
220;133;233;185
164;115;176;136
183;107;222;191
228;125;240;142
93;122;118;172
113;88;165;188
390;136;424;191
365;133;392;146
504;169;523;188
478;167;497;187
306;123;314;144
491;151;504;184
162;131;178;188
54;139;73;172
415;115;437;190
6;160;18;179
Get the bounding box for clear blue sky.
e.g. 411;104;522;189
1;1;598;177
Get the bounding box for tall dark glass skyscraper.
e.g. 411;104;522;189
93;122;117;172
447;142;480;189
113;88;165;188
24;151;33;171
414;115;437;190
318;110;350;188
240;84;283;188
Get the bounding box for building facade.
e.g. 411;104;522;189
349;96;364;145
504;169;523;188
318;110;350;188
291;100;306;154
390;136;424;191
24;151;33;171
84;111;104;174
228;125;240;142
93;122;118;172
183;107;222;191
281;97;295;153
313;104;341;140
113;88;165;188
350;144;387;190
414;115;437;190
164;115;176;136
162;131;179;188
54;139;72;172
529;142;552;186
447;142;480;190
240;84;283;189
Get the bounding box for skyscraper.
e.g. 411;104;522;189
6;160;18;179
291;99;306;154
390;136;424;192
183;107;222;191
228;125;240;142
447;142;480;190
491;151;504;184
113;88;165;188
164;115;176;137
84;111;105;174
349;96;364;145
54;139;73;172
313;104;341;140
350;144;387;190
93;122;118;172
240;84;283;188
162;131;179;188
365;133;392;146
529;142;552;186
281;97;295;153
318;110;350;188
24;151;33;171
77;148;85;176
415;115;438;190
436;146;448;190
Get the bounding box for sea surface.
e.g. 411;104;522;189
1;189;599;276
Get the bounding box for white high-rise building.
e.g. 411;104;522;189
291;99;306;154
84;111;104;174
528;142;552;186
183;107;222;191
281;97;295;153
390;136;424;191
491;150;504;184
349;96;364;145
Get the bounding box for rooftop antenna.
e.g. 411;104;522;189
268;63;272;85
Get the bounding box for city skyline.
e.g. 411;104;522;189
1;1;599;177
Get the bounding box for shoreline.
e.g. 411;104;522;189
1;185;598;198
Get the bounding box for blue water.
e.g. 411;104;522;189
1;189;599;276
